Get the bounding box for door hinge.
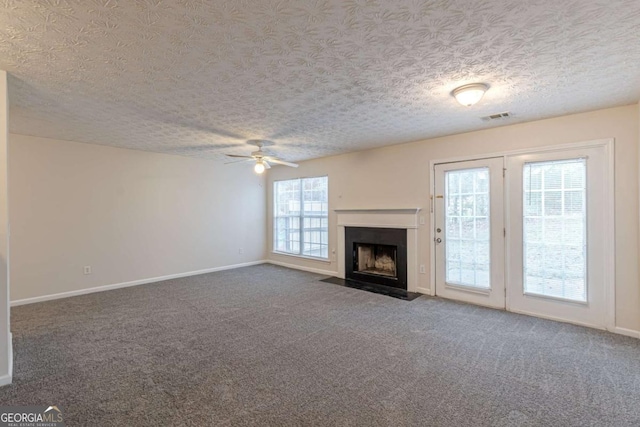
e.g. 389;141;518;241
503;168;506;177
503;228;506;237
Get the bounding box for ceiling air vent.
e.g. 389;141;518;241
481;112;511;122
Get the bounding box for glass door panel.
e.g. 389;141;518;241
523;159;587;302
445;168;491;289
434;158;505;309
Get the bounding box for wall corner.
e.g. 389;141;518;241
0;70;11;386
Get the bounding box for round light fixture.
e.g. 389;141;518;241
254;161;266;174
452;83;489;107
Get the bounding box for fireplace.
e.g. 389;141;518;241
345;227;407;290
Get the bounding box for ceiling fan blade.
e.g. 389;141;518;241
263;160;271;169
170;143;240;151
225;154;253;158
224;158;255;165
266;158;299;168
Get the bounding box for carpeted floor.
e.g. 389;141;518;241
1;264;639;426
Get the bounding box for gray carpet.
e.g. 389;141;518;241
1;264;639;426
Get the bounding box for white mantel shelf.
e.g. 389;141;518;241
335;208;422;229
334;208;422;214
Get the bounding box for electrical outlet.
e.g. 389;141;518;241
238;248;244;255
83;266;92;275
419;264;426;274
419;216;426;225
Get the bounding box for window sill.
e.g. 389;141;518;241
271;251;332;264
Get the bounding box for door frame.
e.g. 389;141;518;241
428;138;615;331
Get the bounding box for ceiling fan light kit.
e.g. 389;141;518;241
225;140;299;173
452;83;489;106
254;160;266;174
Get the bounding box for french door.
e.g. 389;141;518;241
434;158;505;309
434;143;611;329
506;146;608;328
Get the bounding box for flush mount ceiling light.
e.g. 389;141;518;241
452;83;489;107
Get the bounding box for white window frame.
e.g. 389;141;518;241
273;176;329;260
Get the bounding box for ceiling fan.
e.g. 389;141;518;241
225;140;299;174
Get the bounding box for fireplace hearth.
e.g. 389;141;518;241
345;227;407;290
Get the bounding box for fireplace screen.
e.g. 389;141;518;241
355;243;397;278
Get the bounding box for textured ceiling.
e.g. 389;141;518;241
1;0;639;162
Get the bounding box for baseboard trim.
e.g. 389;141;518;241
498;308;640;339
505;307;606;331
611;326;640;339
10;260;268;307
415;287;431;295
0;373;11;387
268;260;337;277
0;332;12;387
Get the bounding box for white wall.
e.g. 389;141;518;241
267;105;640;332
0;71;11;385
9;134;266;302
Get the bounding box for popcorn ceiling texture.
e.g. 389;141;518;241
1;0;639;161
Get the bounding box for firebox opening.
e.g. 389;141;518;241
345;226;407;290
355;243;397;278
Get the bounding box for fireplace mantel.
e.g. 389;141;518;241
335;208;421;292
335;208;422;229
334;208;421;213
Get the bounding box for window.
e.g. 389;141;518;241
274;176;328;259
